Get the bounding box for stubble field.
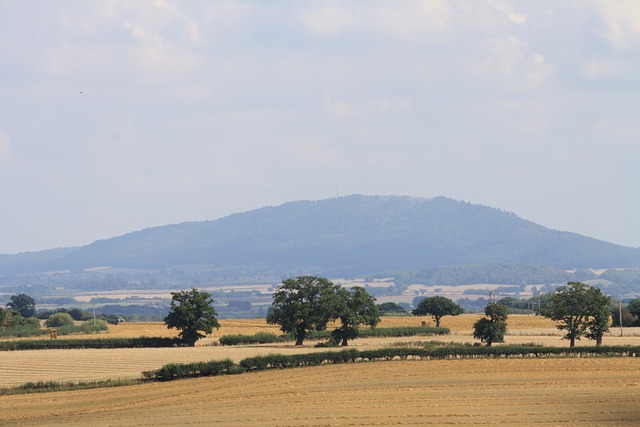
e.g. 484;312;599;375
2;315;640;426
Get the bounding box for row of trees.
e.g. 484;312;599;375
163;277;380;347
163;280;620;348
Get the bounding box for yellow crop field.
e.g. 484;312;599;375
2;315;640;390
2;358;640;426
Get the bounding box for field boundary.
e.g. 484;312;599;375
143;344;640;381
2;344;639;395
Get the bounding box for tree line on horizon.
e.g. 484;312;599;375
1;279;635;349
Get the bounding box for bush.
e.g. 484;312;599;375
0;336;183;351
219;332;284;346
0;314;43;338
56;319;109;335
305;326;449;341
150;359;237;381
45;312;75;328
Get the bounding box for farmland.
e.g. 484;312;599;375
2;315;640;425
2;358;640;426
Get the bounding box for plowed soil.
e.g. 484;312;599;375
2;358;639;426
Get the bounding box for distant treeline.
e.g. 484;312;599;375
367;265;640;296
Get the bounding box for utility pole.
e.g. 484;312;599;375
619;300;623;337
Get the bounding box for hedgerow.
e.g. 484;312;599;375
306;326;449;340
0;337;182;351
219;332;284;346
143;345;640;382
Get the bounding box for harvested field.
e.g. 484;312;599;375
2;358;640;426
3;316;640;389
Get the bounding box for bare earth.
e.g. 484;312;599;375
2;316;640;426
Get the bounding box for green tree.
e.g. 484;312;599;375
584;286;611;347
377;302;409;316
6;294;36;318
328;286;380;346
473;303;508;346
412;296;464;327
627;298;640;326
45;312;75;328
0;308;5;326
164;288;220;346
68;308;86;321
611;304;636;327
266;276;338;346
541;282;611;347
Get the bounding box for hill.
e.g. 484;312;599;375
1;195;638;279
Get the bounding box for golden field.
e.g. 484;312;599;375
2;315;640;426
2;358;640;426
2;315;640;389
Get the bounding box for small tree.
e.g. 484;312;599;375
45;312;75;328
377;302;409;316
68;308;86;321
611;304;636;327
6;294;36;318
328;286;380;346
267;276;338;345
412;296;463;327
627;298;640;326
473;303;508;347
164;288;220;346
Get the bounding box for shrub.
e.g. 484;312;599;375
0;337;183;351
219;332;283;346
45;312;75;328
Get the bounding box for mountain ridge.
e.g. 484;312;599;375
1;195;638;277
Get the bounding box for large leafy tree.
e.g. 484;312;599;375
267;276;338;346
412;296;463;327
164;288;220;346
542;282;611;347
584;286;612;347
473;303;508;346
6;294;36;318
328;286;380;346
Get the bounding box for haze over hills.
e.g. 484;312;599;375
1;195;639;278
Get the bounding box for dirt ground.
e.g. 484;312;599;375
2;358;640;426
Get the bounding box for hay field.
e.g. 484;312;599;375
2;358;640;426
3;315;640;389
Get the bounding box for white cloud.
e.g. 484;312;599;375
324;96;411;119
300;0;451;39
591;0;640;51
370;0;451;40
300;3;360;36
0;131;12;163
581;59;623;80
43;44;109;76
485;0;527;26
470;36;554;90
287;137;338;167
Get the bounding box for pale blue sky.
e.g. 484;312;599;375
1;0;638;254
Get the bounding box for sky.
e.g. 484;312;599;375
0;0;639;254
